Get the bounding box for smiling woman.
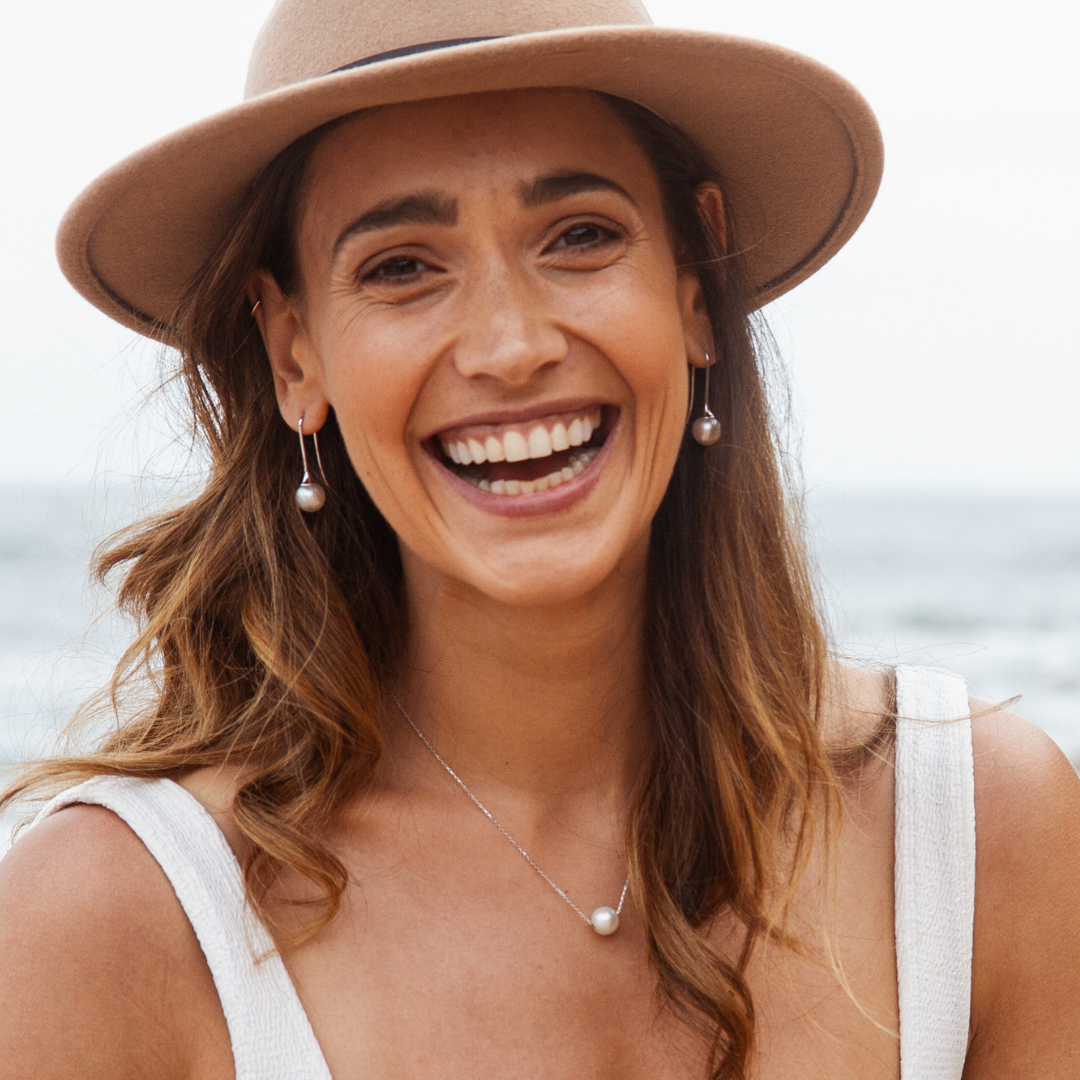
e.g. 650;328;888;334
2;2;1080;1079
259;92;721;593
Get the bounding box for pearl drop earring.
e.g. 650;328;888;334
691;350;722;446
295;415;326;512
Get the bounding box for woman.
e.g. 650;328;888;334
1;1;1078;1077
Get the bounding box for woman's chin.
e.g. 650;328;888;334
424;529;641;609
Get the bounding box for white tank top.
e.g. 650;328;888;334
25;664;975;1079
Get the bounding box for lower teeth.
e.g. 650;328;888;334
464;447;600;495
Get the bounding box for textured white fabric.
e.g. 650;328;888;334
894;665;976;1080
20;665;975;1078
32;775;332;1080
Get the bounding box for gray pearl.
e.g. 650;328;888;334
590;906;619;935
692;414;722;446
295;481;326;513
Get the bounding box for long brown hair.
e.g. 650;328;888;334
4;93;834;1079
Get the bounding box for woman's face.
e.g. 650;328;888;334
259;89;712;606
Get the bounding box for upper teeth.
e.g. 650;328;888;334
440;407;602;466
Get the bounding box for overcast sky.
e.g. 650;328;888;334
2;0;1077;491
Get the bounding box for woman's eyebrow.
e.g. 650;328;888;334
333;192;458;258
520;171;636;209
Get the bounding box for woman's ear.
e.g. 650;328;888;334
696;181;727;254
677;182;727;369
247;269;330;432
676;264;717;372
677;271;715;370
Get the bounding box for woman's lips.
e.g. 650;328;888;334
427;406;618;518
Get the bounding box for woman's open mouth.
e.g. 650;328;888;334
428;404;615;497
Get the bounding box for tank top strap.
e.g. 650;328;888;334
33;775;332;1080
893;665;976;1080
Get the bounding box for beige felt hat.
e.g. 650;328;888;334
56;0;884;343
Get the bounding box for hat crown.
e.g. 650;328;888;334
246;0;652;97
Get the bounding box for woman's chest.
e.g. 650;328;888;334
281;863;685;1079
273;837;900;1080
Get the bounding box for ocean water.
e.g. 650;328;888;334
2;484;1078;766
807;489;1080;758
0;484;133;767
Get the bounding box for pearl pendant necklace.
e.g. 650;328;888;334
392;696;630;936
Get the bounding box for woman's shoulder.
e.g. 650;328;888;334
967;697;1080;919
966;699;1080;1069
0;796;231;1080
826;658;1080;816
823;661;1080;877
825;664;1080;1070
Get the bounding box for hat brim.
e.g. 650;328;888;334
56;26;883;342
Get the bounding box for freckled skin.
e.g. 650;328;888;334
2;89;1080;1080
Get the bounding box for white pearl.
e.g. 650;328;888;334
295;481;326;513
692;414;722;446
590;906;619;936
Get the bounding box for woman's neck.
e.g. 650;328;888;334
387;540;650;812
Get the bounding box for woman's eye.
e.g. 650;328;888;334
366;256;428;281
554;223;616;249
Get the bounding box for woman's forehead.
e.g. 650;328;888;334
303;88;657;209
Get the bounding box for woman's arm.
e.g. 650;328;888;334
0;803;232;1080
965;704;1080;1077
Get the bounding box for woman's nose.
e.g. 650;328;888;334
451;256;567;385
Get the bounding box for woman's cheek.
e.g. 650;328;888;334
582;264;683;371
607;304;687;430
624;333;689;496
325;337;422;492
